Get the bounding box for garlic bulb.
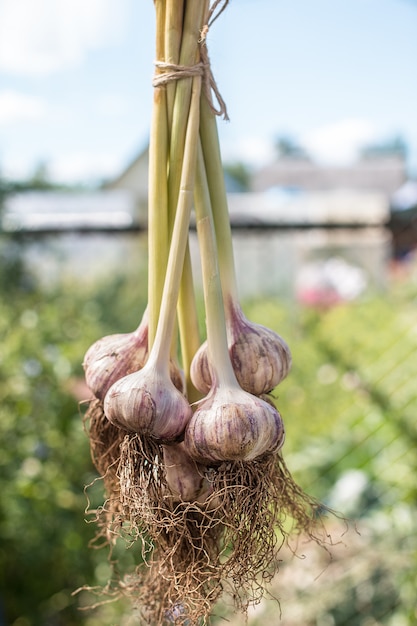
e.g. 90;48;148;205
184;385;285;463
83;318;149;401
83;310;185;400
103;85;203;443
103;354;192;443
187;155;286;464
190;341;212;395
162;443;211;502
191;302;292;397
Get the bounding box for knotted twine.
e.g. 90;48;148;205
152;0;229;121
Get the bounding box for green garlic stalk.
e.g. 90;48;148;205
104;76;202;442
190;95;292;397
184;141;285;463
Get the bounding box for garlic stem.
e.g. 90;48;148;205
148;0;169;345
198;94;292;395
149;0;205;365
164;0;184;128
167;0;208;228
104;77;202;440
148;75;202;372
194;140;238;389
186;128;286;463
163;0;208;400
177;262;202;403
199;94;239;303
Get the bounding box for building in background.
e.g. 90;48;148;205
251;154;406;195
2;151;412;302
105;151;404;301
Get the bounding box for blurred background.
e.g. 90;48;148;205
1;0;417;624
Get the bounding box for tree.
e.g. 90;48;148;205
274;135;310;160
223;161;251;191
360;135;408;160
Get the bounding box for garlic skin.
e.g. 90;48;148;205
191;303;292;397
83;324;149;401
103;360;192;443
184;385;285;463
162;443;212;502
190;340;212;395
83;312;185;401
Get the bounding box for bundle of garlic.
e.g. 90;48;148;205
81;1;330;624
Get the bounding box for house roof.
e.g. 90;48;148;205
103;145;149;197
251;156;407;195
105;144;246;195
226;189;389;226
2;190;135;232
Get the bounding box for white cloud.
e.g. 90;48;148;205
1;150;125;183
302;119;378;165
221;134;276;167
0;0;128;75
0;90;46;124
48;151;124;184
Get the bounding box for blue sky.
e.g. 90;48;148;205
0;0;416;184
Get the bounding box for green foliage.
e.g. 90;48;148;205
240;280;417;625
1;234;416;625
0;268;147;625
360;134;408;160
0;236;33;293
0;194;33;294
274;134;310;160
223;162;251;192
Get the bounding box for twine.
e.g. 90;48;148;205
152;0;229;121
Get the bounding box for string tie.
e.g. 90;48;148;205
152;0;229;121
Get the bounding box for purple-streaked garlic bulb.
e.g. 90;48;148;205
191;300;292;396
103;352;192;443
184;384;285;464
187;160;286;463
83;309;184;401
162;442;212;502
83;312;149;401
